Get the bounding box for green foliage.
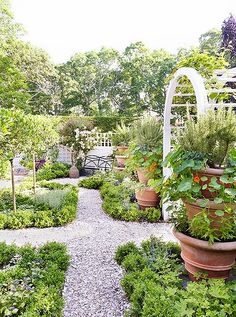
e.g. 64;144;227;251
93;116;133;132
131;116;163;150
112;122;131;146
177;108;236;167
78;174;104;189
199;29;222;55
126;143;162;180
115;242;140;265
100;173;161;222
34;189;70;209
0;159;9;179
36;162;70;181
58;43;176;116
116;238;236;317
0;182;78;229
0;241;69;316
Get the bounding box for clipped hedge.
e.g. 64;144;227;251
78;174;104;189
36;162;70;181
100;181;161;222
116;237;236;317
0;182;78;229
57;115;134;132
0;241;69;316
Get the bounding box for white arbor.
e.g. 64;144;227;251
162;67;236;220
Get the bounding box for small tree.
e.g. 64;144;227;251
26;115;59;194
0;109;29;211
60;117;97;174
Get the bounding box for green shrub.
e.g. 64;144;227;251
37;162;70;181
0;242;69;316
116;238;236;317
115;242;140;265
78;174;104;189
34;189;70;209
0;182;78;229
100;180;161;222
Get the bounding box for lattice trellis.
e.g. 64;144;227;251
162;67;236;220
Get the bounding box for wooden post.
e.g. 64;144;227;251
32;153;36;195
10;159;16;212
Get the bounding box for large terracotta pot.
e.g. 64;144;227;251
116;146;128;154
173;228;236;280
69;165;79;178
195;168;224;199
135;187;160;209
184;199;236;232
137;168;150;184
115;155;127;168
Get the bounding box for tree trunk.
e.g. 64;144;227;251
32;153;36;195
10;159;16;212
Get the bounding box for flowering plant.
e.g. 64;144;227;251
162;147;236;206
125;143;162;180
60;118;98;165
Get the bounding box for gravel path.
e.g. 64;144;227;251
0;178;175;317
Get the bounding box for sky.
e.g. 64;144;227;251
11;0;236;64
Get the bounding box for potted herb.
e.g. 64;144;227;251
126;117;163;208
112;122;131;168
163;108;236;279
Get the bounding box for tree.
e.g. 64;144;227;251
0;109;30;211
25;115;59;194
0;54;30;110
58;47;119;115
6;40;61;114
113;42;176;116
0;0;23;53
221;14;236;66
199;29;221;55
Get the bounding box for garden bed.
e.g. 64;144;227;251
0;241;69;316
0;181;78;229
115;237;236;317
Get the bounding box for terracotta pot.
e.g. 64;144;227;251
137;168;150;184
135;187;160;209
115;155;127;167
184;199;236;232
113;166;125;172
173;228;236;280
195;168;224;199
69;165;79;178
116;146;128;154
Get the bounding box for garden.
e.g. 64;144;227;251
1;1;236;316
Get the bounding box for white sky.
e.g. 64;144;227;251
11;0;236;64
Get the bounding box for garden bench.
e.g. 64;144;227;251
81;155;113;175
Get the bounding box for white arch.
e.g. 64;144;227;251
162;67;209;220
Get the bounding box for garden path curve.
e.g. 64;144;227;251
0;178;175;317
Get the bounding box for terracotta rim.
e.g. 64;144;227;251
183;199;236;210
172;228;236;251
198;167;224;176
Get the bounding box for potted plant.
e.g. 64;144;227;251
112;122;131;169
163;107;236;280
126;117;163;208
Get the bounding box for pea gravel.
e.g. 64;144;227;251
0;177;175;317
